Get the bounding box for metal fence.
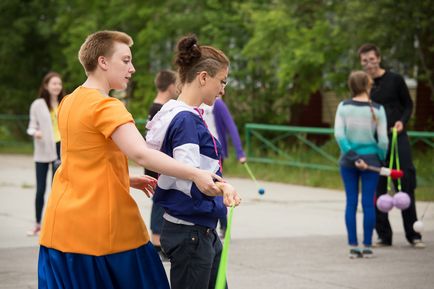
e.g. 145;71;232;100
245;123;434;171
2;115;433;168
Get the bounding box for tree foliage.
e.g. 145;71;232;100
1;0;432;128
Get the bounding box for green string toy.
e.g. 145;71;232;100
215;206;235;289
387;128;402;194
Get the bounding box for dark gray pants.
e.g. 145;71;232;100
160;220;227;289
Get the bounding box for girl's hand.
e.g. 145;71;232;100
34;130;43;139
355;159;368;170
192;170;223;197
130;175;158;198
216;182;241;207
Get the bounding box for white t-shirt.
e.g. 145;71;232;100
199;103;219;141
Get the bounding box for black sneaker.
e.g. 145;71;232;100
349;247;363;259
362;247;374;258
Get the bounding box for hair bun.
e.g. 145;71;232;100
175;34;201;68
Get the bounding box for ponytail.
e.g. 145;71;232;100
368;100;377;124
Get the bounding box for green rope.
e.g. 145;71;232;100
387;128;402;192
243;162;260;188
215;206;235;289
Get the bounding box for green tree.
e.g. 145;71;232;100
0;0;64;113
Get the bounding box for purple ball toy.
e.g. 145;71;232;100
393;192;411;210
377;194;394;213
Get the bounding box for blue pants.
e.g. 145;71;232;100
340;166;379;246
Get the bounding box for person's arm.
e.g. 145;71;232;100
376;105;389;161
111;122;222;197
334;102;360;161
130;175;158;197
27;101;42;139
215;100;246;161
334;103;352;153
396;75;413;130
215;182;241;207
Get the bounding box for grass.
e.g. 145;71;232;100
0;143;33;154
223;143;433;201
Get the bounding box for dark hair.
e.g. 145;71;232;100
154;70;177;92
357;43;381;58
174;34;229;84
38;72;65;110
348;70;377;123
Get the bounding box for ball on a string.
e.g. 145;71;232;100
413;220;424;233
393;192;411;210
258;188;265;195
377;194;394;213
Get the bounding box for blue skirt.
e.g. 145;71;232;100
38;242;170;289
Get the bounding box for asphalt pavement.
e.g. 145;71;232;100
0;154;433;289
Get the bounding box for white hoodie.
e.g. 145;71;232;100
146;99;199;150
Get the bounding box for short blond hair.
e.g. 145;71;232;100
78;30;133;73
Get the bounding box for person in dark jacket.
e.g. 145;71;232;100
144;69;178;259
358;43;425;248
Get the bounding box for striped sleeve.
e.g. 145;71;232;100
376;105;389;160
167;112;200;195
334;102;352;154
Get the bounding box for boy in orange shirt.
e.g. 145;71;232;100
38;30;239;289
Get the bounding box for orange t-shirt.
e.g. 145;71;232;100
39;87;149;256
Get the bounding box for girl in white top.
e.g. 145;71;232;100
26;72;64;236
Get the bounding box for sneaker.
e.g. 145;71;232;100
412;239;426;249
26;224;41;236
362;247;374;258
373;239;392;248
349;247;363;259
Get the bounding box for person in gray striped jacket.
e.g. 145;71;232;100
334;70;388;258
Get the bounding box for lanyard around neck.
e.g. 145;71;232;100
194;108;223;172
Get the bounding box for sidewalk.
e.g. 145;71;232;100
0;154;433;289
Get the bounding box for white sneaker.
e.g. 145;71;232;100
362;247;374;258
412;239;426;249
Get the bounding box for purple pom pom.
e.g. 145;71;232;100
377;194;394;213
393;192;411;210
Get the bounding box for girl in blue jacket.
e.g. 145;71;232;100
146;34;240;289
